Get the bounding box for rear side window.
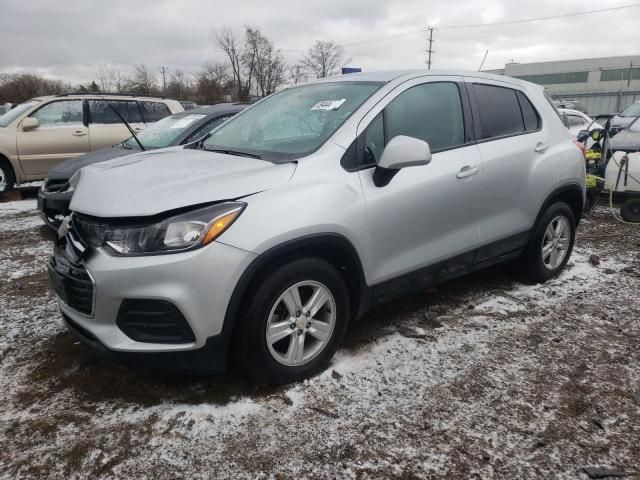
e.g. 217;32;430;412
472;84;524;139
516;91;541;131
185;115;234;143
89;100;142;124
140;101;171;122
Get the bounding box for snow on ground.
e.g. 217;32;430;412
0;200;639;479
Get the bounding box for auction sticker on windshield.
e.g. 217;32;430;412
311;99;346;111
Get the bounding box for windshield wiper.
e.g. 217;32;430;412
204;147;261;159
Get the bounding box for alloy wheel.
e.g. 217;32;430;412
541;215;571;270
265;280;336;367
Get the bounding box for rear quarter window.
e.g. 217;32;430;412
140;102;171;122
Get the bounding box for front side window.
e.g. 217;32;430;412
31;100;83;127
184;115;233;143
360;81;466;168
124;113;207;149
472;84;524;139
203;81;382;162
0;100;40;128
140;101;171;122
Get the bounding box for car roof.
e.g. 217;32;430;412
32;94;171;102
304;69;539;89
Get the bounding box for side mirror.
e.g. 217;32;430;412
378;135;432;170
374;135;432;187
576;130;589;143
21;117;39;131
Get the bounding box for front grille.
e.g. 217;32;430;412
117;299;195;344
73;214;109;247
49;249;95;315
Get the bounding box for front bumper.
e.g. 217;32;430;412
53;240;257;371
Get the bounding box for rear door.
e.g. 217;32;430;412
467;81;547;255
16;99;89;175
87;100;146;151
358;77;484;284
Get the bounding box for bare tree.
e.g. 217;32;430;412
289;63;308;85
196;62;230;104
126;64;157;95
301;40;347;78
0;73;67;104
244;27;286;97
166;69;194;99
215;27;244;101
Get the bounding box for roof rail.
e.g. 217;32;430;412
55;92;166;99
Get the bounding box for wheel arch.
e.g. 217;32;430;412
0;152;17;190
537;183;584;227
220;233;369;364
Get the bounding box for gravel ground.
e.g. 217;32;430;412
0;198;639;479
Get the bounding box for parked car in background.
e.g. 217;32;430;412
609;101;640;136
38;103;247;228
553;99;588;115
180;101;198;110
609;116;640;152
559;108;602;137
0;93;183;193
50;71;585;384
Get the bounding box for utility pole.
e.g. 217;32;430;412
628;61;633;87
159;66;168;93
426;26;435;70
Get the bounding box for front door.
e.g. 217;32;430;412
357;78;484;286
16;99;89;176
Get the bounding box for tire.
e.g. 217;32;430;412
521;202;576;283
0;159;15;195
235;257;350;384
620;198;640;223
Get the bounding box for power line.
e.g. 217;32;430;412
437;3;640;29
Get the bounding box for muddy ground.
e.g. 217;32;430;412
0;197;639;479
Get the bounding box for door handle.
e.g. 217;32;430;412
456;165;480;179
133;128;142;132
72;131;87;137
534;142;548;153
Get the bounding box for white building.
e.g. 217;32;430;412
485;55;640;115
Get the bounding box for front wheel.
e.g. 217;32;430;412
521;202;576;283
235;257;349;384
0;159;15;195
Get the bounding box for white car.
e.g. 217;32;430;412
560;108;602;137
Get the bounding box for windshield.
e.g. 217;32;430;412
628;117;640;133
203;81;383;161
124;113;207;149
620;103;640;117
0;100;40;127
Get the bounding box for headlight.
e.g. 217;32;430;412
86;202;245;256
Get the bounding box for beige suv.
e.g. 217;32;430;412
0;93;183;193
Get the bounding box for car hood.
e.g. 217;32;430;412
610;129;640;152
70;148;297;217
47;145;138;181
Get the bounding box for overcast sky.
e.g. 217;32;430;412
1;0;639;84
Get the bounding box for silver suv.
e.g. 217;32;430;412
49;71;585;384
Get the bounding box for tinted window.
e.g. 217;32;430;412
473;84;524;139
386;82;465;151
89;100;141;124
516;91;541;131
32;100;83;127
185;115;234;143
140;101;171;122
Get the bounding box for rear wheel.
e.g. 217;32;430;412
521;202;576;283
620;198;640;223
235;257;349;384
0;159;15;195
